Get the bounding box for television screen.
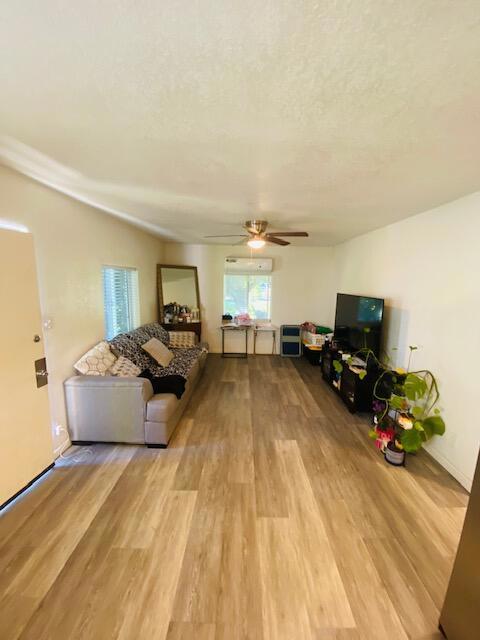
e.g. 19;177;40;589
334;293;384;355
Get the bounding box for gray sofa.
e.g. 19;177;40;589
65;324;207;447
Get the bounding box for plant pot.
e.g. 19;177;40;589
384;441;405;467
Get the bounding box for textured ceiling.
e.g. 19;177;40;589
1;1;480;245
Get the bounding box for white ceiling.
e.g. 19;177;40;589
1;1;480;246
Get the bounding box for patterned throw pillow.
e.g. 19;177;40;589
109;333;153;371
168;331;197;348
109;356;141;377
74;341;117;376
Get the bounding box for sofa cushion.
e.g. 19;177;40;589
109;333;153;371
142;337;174;367
110;326;204;380
147;393;178;423
128;325;154;346
74;341;117;376
142;322;170;345
146;347;203;379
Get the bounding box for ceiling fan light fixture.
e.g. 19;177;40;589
247;236;266;249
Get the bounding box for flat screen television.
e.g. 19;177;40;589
334;293;384;356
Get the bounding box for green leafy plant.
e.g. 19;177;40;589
332;338;446;455
332;359;343;374
372;346;445;453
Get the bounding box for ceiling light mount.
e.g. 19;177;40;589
247;235;266;249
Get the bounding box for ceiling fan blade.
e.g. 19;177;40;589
204;234;248;238
267;236;290;246
265;231;309;237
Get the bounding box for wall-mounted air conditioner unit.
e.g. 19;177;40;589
225;257;273;274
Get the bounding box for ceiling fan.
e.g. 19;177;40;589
204;220;308;248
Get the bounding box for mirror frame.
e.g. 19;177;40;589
157;264;201;322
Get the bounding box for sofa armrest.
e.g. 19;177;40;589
65;375;153;401
64;376;154;443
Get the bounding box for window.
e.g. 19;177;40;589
224;274;271;320
102;266;140;340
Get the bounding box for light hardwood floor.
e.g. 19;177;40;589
0;355;468;639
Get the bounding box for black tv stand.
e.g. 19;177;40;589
321;346;379;413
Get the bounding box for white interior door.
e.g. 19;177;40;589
0;228;53;507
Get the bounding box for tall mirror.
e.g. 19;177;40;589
157;264;201;326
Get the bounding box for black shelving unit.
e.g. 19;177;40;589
321;346;379;413
303;344;322;365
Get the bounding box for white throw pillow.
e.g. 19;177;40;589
109;356;141;377
142;337;174;368
74;341;117;376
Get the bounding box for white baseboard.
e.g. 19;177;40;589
427;447;472;492
53;437;71;459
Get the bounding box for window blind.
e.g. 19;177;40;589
102;266;140;340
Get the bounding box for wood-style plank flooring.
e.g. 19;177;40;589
0;355;469;639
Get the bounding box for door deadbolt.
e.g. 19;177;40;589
34;357;48;388
33;335;41;343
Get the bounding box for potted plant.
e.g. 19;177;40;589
370;346;446;465
333;338;446;465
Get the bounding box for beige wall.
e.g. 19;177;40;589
0;166;163;455
163;243;336;354
334;192;480;490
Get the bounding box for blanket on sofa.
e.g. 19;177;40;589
109;324;203;380
139;372;186;398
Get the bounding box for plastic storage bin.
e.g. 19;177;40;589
280;325;301;357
